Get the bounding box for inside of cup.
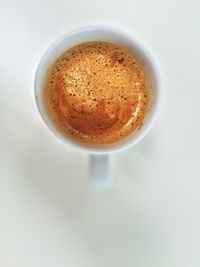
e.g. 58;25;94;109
35;26;161;153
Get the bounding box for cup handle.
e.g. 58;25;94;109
89;154;110;191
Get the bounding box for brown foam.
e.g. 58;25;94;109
45;41;150;145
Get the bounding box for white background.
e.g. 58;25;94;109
0;0;200;266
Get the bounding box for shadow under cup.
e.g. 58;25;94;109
34;26;162;154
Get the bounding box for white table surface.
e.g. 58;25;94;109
0;0;200;266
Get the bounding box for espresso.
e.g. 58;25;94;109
44;42;150;145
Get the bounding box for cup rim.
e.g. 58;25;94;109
34;25;163;154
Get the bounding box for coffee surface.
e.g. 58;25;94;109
45;41;150;144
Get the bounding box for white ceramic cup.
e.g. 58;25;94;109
34;26;162;190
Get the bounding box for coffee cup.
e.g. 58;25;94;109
34;26;162;190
